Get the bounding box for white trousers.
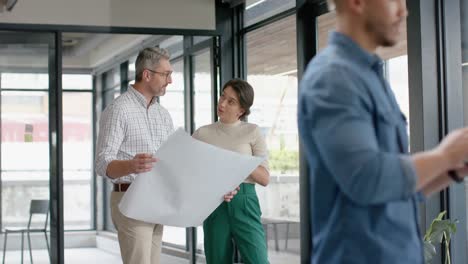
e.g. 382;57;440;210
111;191;163;264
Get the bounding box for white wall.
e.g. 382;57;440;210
0;0;215;30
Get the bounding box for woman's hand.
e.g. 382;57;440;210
223;186;240;202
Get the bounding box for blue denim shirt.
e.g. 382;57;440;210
298;32;424;264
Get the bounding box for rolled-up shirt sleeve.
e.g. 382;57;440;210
95;105;126;178
300;67;417;206
400;155;418;198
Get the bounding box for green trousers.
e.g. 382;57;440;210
203;183;269;264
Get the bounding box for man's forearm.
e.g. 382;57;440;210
106;160;132;179
412;150;451;192
421;173;452;196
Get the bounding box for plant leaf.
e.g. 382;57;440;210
424;241;436;264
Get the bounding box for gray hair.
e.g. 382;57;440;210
135;47;170;82
327;0;343;11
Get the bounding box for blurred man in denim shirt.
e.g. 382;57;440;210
298;0;468;263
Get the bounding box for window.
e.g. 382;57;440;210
159;59;185;130
103;67;121;105
387;56;410;130
158;59;187;248
193;49;214;130
128;56;137;86
63;74;93;230
1;89;50;229
1;73;48;90
246;15;300;258
460;0;468;251
63;74;95;90
244;0;295;27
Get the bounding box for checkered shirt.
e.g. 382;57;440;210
96;85;174;183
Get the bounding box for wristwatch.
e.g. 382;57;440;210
448;170;464;183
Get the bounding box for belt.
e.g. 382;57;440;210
113;183;131;192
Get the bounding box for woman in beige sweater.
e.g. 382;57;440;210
192;79;270;264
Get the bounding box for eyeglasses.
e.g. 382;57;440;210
146;68;173;80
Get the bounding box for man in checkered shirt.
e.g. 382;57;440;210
96;47;174;264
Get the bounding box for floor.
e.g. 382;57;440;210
0;248;187;264
267;238;300;264
0;242;300;263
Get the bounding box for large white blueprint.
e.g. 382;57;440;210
118;128;264;227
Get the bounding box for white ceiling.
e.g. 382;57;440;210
0;33;170;73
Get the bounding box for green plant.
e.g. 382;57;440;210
269;149;299;173
423;211;458;264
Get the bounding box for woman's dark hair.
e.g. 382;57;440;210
222;79;254;121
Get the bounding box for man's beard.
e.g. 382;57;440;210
365;20;400;48
158;86;166;96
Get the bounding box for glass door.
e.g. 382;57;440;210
0;31;60;263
